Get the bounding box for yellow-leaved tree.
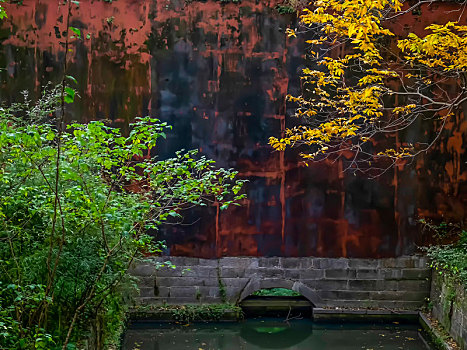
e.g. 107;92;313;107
270;0;467;174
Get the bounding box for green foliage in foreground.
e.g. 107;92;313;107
0;88;246;349
426;230;467;287
0;0;6;20
252;288;301;297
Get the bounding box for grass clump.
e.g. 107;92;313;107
132;304;243;323
252;288;301;297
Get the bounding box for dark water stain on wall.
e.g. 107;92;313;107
0;0;465;258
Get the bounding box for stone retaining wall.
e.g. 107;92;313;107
431;272;467;349
130;256;431;310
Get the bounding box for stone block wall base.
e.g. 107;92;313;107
130;256;431;310
430;272;467;350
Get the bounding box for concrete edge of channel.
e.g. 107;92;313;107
419;312;456;350
312;307;419;322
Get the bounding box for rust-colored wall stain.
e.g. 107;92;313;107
0;0;465;258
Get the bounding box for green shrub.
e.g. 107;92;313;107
426;230;467;287
0;87;245;349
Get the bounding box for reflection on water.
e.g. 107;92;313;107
122;318;435;350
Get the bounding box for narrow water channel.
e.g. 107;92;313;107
122;318;436;349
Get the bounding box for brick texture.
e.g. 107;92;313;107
129;256;431;310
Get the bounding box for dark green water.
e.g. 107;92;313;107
122;318;436;349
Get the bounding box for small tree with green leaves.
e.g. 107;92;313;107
0;88;246;349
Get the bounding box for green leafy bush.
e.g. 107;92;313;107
426;230;467;286
0;87;245;349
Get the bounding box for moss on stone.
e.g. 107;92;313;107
129;303;243;323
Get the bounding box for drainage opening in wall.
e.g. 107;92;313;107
240;288;313;318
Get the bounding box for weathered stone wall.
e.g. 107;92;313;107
130;256;431;310
431;272;467;349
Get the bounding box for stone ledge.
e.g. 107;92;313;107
312;307;419;322
419;312;456;350
313;308;419;315
128;304;243;322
